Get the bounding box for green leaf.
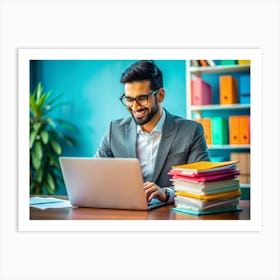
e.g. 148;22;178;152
32;152;41;170
47;173;55;188
35;82;43;102
57;119;78;133
43;104;61;116
46;118;56;128
46;185;55;195
30;130;37;149
30;181;36;193
49;153;60;168
37;167;43;183
33;122;42;132
51;140;62;155
41;130;49;144
34;141;43;160
63;136;76;147
47;93;63;106
38;90;52;109
30;95;38;117
36;94;46;109
46;173;55;194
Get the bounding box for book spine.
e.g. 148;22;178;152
219;75;239;104
211;117;229;145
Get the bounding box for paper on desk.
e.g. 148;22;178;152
30;196;73;210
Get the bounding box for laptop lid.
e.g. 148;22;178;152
59;157;166;210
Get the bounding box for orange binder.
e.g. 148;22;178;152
219;76;238;104
239;116;250;144
229;116;240;144
229;116;250;144
195;118;212;145
199;60;208;66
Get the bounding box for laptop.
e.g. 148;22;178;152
59;157;166;210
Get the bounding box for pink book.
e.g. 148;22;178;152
170;171;240;182
191;78;212;105
168;168;238;177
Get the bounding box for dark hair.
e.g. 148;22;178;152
120;60;163;90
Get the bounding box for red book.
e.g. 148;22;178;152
170;171;240;182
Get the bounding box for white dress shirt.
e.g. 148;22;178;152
136;110;175;203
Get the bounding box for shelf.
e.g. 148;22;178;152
189;64;250;75
240;184;250;188
207;144;250;150
190;104;250;111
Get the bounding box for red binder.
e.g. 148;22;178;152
219;75;238;104
191;78;212;105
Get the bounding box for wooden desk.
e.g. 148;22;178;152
30;199;250;220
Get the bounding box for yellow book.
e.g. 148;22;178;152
172;161;238;174
175;189;241;201
238;60;250;65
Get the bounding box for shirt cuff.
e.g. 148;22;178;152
165;187;175;204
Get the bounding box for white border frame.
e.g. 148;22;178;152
18;48;262;232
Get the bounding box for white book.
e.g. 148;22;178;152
175;196;239;211
172;178;240;195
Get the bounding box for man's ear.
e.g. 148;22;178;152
157;88;165;103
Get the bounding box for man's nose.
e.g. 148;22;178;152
131;99;141;111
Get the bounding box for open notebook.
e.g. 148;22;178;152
59;157;166;210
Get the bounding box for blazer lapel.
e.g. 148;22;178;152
152;110;177;182
125;118;137;158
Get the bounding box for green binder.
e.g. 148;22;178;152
211;117;229;144
220;60;237;65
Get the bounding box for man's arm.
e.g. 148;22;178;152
94;122;114;158
187;122;210;163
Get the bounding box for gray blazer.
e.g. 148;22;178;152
95;109;210;188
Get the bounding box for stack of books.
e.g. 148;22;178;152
168;161;241;216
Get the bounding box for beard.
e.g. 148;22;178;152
130;101;159;126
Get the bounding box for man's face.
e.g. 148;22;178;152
124;80;159;126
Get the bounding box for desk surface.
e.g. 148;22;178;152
30;198;250;220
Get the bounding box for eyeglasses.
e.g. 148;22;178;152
119;89;159;107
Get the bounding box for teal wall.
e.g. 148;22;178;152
30;60;187;159
29;59;250;195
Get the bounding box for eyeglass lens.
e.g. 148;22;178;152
121;90;158;107
123;95;149;106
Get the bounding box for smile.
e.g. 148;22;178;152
133;109;147;119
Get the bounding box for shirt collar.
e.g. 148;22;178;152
137;109;166;135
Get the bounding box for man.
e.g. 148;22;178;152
95;60;210;204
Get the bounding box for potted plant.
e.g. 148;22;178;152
30;82;78;194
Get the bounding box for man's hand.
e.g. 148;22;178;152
143;181;167;202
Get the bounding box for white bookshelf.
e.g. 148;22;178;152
190;104;250;111
186;61;251;190
189;64;250;75
207;144;250;150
